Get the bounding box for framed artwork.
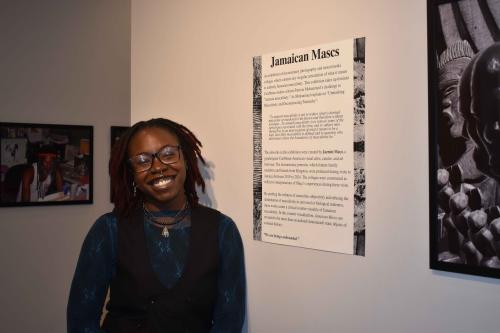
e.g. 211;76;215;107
0;122;93;207
428;0;500;278
110;126;129;202
111;126;129;151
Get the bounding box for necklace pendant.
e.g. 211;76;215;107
162;226;169;238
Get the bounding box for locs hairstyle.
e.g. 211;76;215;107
110;118;206;218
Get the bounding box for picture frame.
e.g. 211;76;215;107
428;0;500;278
110;126;129;202
0;122;93;207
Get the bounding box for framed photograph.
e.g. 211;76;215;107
110;126;129;202
428;0;500;278
0;122;93;207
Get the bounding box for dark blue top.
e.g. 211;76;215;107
67;209;245;333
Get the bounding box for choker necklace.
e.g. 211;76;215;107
143;202;189;238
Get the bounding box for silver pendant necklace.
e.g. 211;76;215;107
143;202;189;237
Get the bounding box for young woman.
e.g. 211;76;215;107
67;118;246;332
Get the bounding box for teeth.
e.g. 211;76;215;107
152;177;173;188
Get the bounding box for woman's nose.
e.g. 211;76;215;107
150;154;168;173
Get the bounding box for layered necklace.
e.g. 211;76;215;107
143;202;189;238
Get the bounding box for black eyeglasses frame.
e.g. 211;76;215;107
128;145;181;173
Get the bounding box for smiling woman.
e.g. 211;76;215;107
127;128;187;212
67;118;246;333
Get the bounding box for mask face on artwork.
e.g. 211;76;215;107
439;57;470;139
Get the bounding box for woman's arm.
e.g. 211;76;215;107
20;166;34;202
211;216;246;333
67;213;117;333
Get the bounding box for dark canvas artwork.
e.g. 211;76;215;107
428;0;500;278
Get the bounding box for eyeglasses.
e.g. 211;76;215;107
128;145;181;173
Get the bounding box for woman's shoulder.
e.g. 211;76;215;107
212;210;244;259
217;211;236;228
195;205;236;228
210;209;241;243
87;211;118;240
95;211;118;226
193;205;240;238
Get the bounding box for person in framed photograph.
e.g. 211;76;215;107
17;144;63;202
67;118;246;332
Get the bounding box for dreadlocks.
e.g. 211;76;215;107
109;118;206;218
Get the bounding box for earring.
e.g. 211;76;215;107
133;181;137;197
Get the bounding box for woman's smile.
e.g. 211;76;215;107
149;175;175;189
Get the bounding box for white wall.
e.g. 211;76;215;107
132;1;500;332
0;1;130;332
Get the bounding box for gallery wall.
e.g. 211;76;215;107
131;0;500;332
1;1;499;332
0;1;130;332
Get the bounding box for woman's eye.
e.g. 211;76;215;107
161;151;175;157
160;147;176;157
136;155;151;164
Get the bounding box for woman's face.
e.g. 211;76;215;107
128;127;187;211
